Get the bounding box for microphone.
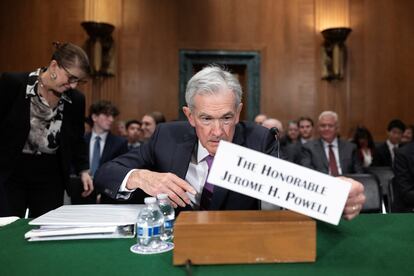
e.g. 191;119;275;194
270;127;279;138
269;127;280;158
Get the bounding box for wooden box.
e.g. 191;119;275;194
173;210;316;265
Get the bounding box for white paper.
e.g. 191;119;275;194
208;141;351;225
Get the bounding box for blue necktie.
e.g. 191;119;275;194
90;136;101;177
200;155;214;210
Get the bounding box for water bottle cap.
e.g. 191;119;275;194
144;197;156;204
156;193;168;200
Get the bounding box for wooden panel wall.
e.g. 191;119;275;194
1;0;414;141
119;0;178;121
176;0;319;124
348;0;414;140
0;1;86;71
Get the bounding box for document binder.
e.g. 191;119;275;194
25;204;143;241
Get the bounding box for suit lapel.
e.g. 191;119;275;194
85;133;91;148
338;139;346;169
100;133;113;164
171;130;197;179
210;124;245;210
318;139;329;171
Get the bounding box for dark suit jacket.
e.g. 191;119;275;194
95;121;277;211
0;72;88;188
86;132;128;203
300;138;363;175
283;142;303;165
373;142;393;167
393;142;414;212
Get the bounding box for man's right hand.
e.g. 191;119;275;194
126;169;196;208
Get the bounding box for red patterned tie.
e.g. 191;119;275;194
200;155;214;210
328;144;339;176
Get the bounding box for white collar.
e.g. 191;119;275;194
322;137;339;148
196;140;211;163
386;139;398;149
91;131;109;143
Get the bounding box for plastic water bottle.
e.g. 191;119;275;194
135;197;167;253
157;193;175;241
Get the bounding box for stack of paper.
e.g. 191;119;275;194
25;204;144;242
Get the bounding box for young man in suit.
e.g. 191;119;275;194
300;111;363;176
373;119;406;167
71;100;128;204
125;119;143;150
298;116;314;144
95;66;365;220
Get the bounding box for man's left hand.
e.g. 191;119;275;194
339;176;366;220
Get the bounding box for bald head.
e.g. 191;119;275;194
262;118;284;133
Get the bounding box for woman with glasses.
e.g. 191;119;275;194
0;42;93;217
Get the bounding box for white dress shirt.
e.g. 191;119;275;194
386;139;398;162
118;140;211;205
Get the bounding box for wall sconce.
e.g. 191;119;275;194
321;27;352;81
81;21;115;77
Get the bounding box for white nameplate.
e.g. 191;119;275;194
208;141;351;225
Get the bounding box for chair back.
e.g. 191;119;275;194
367;166;394;212
345;174;383;213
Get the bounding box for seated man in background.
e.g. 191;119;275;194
71;100;128;204
298;116;314;144
95;66;365;220
373;119;405;167
393;140;414;212
284;120;300;144
141;111;166;141
125;119;142;150
262;118;298;164
300;111;363;176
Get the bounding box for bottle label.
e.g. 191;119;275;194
137;225;162;238
164;219;174;230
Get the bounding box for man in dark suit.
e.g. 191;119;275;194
125;119;142;150
71;100;128;204
393;141;414;212
373;119;406;167
298;116;314;144
301;111;363;175
95;66;365;220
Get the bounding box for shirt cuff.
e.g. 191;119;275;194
116;169;137;199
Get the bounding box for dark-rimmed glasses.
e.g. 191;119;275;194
60;65;88;84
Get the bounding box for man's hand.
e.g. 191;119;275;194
339;176;366;220
127;169;197;208
80;171;94;197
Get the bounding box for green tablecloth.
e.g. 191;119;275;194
1;214;413;276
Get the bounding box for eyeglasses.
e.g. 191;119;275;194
60;65;88;84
